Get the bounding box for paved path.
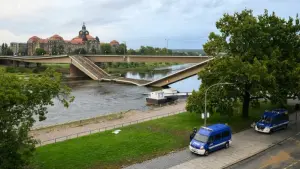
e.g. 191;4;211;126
124;112;300;169
229;132;300;169
31;101;186;145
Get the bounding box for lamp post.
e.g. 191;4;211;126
204;82;233;126
165;39;169;55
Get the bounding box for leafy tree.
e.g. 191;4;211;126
127;49;137;55
51;42;58;55
91;46;97;54
187;9;300;118
101;43;112;54
35;48;46;56
58;45;64;54
115;43;127;55
74;48;87;54
1;43;13;56
0;69;74;169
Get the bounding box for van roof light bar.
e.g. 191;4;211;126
201;126;213;131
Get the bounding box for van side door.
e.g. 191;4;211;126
209;133;222;151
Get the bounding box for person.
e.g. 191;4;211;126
189;127;197;141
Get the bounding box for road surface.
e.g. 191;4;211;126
228;131;300;169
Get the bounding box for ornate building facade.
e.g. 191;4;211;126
27;23;101;55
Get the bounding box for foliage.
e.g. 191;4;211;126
35;48;46;56
187;9;300;118
58;45;64;54
73;48;87;54
115;43;127;55
32;102;279;169
1;43;13;56
0;69;74;169
101;43;112;54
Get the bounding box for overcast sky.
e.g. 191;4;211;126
0;0;299;49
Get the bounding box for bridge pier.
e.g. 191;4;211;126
69;64;88;78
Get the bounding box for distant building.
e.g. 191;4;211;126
27;23;101;55
10;42;27;56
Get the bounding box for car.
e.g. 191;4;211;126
189;124;232;156
254;109;289;134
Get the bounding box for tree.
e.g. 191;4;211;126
51;42;58;55
74;48;87;54
127;49;137;55
0;69;74;169
1;43;13;56
115;43;127;55
58;45;64;54
100;43;112;54
187;9;300;118
35;48;46;56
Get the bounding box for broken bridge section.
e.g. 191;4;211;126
69;55;110;80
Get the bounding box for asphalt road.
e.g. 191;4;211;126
228;132;300;169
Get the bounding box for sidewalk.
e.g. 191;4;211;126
31;101;186;145
125;112;300;169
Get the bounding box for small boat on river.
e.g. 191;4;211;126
146;88;191;105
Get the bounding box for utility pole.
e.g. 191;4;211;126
165;39;169;55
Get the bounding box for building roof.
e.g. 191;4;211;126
110;40;119;45
27;36;40;43
49;34;64;41
39;39;49;43
71;37;84;45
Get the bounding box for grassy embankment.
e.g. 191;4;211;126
32;103;292;169
0;64;70;75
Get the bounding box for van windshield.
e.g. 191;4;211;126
193;133;209;143
259;116;272;124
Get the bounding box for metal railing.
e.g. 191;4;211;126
37;108;186;146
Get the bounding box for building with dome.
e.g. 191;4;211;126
26;23;102;55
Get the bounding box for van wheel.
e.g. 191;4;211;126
204;150;209;156
225;142;229;149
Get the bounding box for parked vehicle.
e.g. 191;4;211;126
254;109;289;134
189;124;232;156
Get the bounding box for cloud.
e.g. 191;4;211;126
0;0;299;49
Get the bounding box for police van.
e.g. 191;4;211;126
189;124;232;156
254;109;289;134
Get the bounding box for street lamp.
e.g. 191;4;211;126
204;82;233;126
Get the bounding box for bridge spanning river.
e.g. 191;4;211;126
0;55;213;87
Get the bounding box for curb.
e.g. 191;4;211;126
222;127;298;168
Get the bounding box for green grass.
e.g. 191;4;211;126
32;103;289;169
42;64;70;69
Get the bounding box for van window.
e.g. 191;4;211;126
215;134;221;141
260;116;272;123
193;133;209;143
222;131;230;138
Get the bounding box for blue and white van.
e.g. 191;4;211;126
254;109;289;134
189;124;232;156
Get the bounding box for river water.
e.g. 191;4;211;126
34;64;201;128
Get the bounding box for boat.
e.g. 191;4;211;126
146;88;179;105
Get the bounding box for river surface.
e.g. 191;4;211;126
34;64;201;128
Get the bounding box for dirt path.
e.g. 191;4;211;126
31;101;187;145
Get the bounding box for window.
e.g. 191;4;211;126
193;133;209;143
222;131;230;138
215;134;221;141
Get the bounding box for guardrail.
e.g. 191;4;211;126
37;108;186;146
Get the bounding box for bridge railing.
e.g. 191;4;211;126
37;105;186;147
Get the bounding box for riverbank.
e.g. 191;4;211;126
30;101;187;144
32;102;284;169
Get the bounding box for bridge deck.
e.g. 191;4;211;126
101;77;151;86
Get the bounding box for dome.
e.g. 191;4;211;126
27;36;40;43
110;40;119;44
49;34;64;41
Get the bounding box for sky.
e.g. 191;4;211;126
0;0;299;49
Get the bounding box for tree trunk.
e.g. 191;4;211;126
242;90;250;118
